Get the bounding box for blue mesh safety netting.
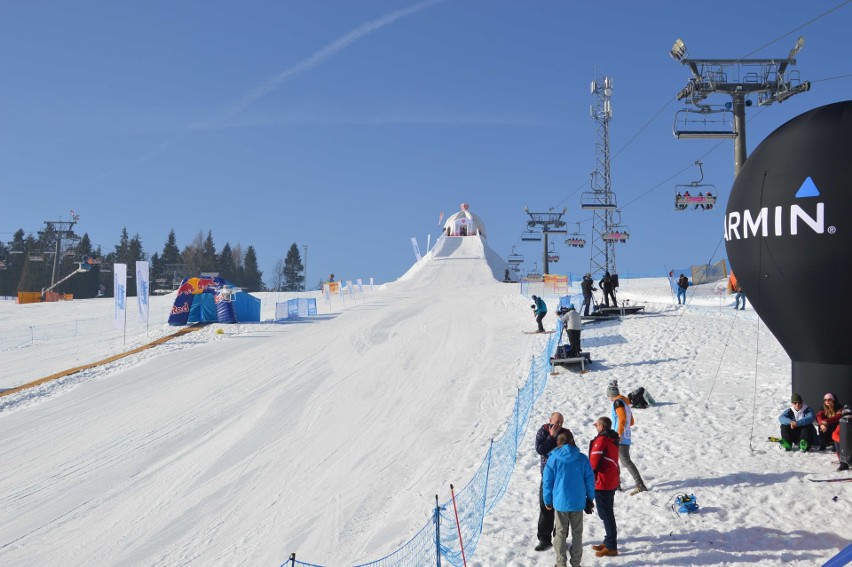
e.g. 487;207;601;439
285;324;561;567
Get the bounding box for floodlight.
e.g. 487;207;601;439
788;36;805;61
670;38;687;61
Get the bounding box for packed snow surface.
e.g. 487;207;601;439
1;236;848;566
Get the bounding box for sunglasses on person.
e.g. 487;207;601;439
825;398;835;403
792;401;803;405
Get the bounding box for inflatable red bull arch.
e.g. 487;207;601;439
167;276;260;326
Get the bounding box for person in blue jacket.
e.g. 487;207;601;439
543;432;596;567
779;393;816;451
531;295;548;333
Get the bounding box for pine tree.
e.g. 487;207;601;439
201;231;217;273
217;243;236;282
241;246;264;292
114;227;131;264
159;229;184;289
282;243;304;291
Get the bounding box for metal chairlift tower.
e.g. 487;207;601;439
587;73;619;278
523;207;567;276
39;213;80;289
670;37;810;176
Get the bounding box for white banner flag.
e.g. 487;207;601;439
411;237;422;261
135;261;150;324
113;263;127;330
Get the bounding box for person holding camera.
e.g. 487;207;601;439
581;274;597;316
542;429;595;567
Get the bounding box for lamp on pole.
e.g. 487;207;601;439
302;244;308;291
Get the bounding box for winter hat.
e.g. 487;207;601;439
606;381;620;397
531;295;538;300
791;393;803;403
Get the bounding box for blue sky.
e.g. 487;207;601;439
1;1;850;285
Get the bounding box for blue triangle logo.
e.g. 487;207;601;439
795;177;820;198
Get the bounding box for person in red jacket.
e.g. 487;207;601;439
588;416;621;557
816;393;842;451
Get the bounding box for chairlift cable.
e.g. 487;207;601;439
612;97;678;161
736;0;851;61
809;73;852;84
703;315;739;408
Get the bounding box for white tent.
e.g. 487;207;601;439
442;203;486;237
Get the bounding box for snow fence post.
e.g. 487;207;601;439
514;388;520;452
288;552;296;566
434;494;441;567
480;440;493;531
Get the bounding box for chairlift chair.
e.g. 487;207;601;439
521;230;542;242
672;106;737;139
547;242;559;263
675;160;717;211
602;227;630;243
565;223;586;248
602;211;629;243
580;191;617;210
507;245;524;264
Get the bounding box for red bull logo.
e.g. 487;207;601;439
176;277;218;295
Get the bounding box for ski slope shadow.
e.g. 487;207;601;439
619;526;833;565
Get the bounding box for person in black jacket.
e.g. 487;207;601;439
581;274;597;316
599;272;617;308
533;412;575;552
676;274;689;305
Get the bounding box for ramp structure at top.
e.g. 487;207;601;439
397;203;508;286
442;203;486;237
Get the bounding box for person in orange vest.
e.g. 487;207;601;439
607;381;647;495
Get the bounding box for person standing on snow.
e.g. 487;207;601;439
531;295;548;333
559;305;582;356
581;274;597;316
533;412;575;552
542;431;595;567
599;272;617;308
607;381;648;495
589;416;621;558
676;274;689;305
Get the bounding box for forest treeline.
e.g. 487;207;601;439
0;225;306;299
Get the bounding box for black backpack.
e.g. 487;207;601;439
628;387;650;409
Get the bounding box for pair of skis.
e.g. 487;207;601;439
767;437;852;482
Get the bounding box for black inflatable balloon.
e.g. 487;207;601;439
725;101;852;409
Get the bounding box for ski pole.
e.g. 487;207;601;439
450;484;467;567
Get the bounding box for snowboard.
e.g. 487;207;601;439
522;330;555;334
807;477;852;483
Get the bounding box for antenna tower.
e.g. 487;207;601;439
587;72;617;277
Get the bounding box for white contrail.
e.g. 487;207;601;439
195;0;445;128
94;0;444;180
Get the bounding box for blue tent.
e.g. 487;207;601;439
187;292;260;324
168;276;261;325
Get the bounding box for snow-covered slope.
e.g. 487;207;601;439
1;261;849;566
